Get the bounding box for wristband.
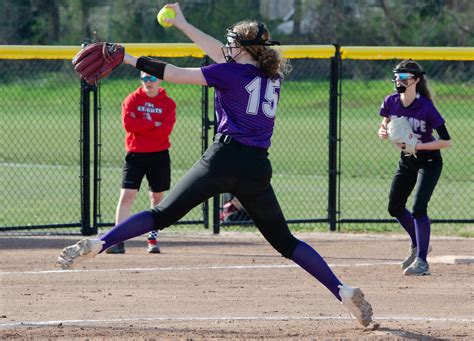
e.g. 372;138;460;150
136;57;167;79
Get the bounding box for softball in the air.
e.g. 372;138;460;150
157;7;176;28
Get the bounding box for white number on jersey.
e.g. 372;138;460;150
245;77;280;118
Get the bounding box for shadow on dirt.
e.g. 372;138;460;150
378;326;448;340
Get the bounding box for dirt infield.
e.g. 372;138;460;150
1;232;473;340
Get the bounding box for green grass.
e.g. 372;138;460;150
0;74;473;236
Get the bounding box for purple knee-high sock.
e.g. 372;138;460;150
414;215;431;261
291;240;342;300
396;209;417;247
98;211;155;253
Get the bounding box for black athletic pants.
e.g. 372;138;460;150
150;134;299;258
388;153;442;218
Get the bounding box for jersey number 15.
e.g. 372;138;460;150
245;77;280;118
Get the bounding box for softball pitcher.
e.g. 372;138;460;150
378;60;452;275
59;3;373;327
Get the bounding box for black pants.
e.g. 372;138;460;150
388;154;442;218
150;134;299;258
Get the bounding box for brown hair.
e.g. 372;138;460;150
394;60;432;101
232;20;291;78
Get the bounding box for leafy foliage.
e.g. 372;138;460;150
0;0;472;46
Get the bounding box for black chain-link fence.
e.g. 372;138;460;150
1;46;472;236
0;59;82;234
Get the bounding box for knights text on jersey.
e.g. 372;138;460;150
122;87;176;153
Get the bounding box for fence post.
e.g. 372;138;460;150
201;55;210;230
78;37;101;236
211;111;221;233
91;82;100;235
80;79;93;236
328;45;341;232
212;110;220;234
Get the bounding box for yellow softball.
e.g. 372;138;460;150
157;7;176;28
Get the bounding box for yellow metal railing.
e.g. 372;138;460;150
340;46;474;61
0;44;473;60
0;44;335;59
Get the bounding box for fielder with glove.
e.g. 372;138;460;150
378;60;452;276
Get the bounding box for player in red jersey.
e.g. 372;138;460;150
106;71;176;254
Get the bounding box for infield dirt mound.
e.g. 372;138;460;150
1;232;473;339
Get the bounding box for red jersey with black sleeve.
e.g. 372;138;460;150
122;86;176;153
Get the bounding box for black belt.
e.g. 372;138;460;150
214;133;267;152
215;133;234;144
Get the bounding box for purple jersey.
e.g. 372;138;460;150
379;93;445;144
201;63;281;148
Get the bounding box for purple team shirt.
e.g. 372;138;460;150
379;93;445;144
201;63;281;149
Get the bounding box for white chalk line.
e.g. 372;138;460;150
0;261;401;276
2;262;472;329
0;315;472;329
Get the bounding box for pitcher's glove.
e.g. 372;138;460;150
72;42;125;85
387;117;419;157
